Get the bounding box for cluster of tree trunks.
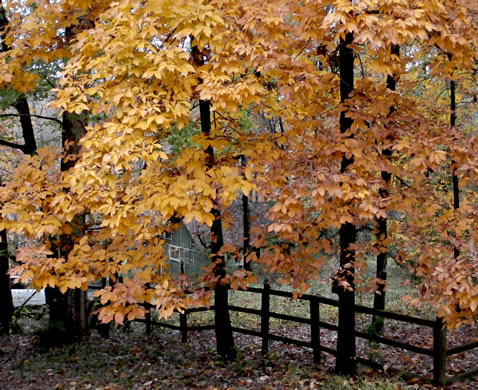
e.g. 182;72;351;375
0;2;88;337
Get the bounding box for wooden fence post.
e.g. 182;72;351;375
310;297;320;363
433;317;447;387
261;282;270;354
180;310;188;343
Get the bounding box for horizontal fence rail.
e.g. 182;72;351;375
353;303;436;327
446;340;478;356
354;329;434;356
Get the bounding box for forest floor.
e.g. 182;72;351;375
1;307;477;390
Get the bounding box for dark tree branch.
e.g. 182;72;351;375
292;37;311;61
0;139;25;151
42;76;57;89
0;113;63;126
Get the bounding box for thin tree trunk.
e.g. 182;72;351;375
334;31;356;376
242;192;250;271
0;96;35;334
241;155;251;272
198;98;236;360
0;228;13;334
0;5;12;334
449;57;459;328
449;68;459;258
0;1;38;334
192;39;236;360
372;44;400;335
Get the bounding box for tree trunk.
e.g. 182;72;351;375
46;112;89;337
449;58;459;258
211;208;236;360
199;98;237;360
0;96;36;334
334;31;356;376
449;57;458;330
45;286;87;336
0;228;13;334
1;1;41;334
193;48;235;357
372;44;400;334
61;113;84;171
241;155;251;272
13;98;37;155
192;40;236;360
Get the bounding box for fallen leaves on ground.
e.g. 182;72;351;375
0;318;477;389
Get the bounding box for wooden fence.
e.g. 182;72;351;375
119;284;476;387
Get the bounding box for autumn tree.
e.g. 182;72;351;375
0;0;111;336
1;0;264;358
247;1;477;366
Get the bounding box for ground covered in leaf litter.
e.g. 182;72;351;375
1;319;477;390
271;318;478;388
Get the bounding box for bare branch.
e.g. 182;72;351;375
0;113;63;126
0;139;25;151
